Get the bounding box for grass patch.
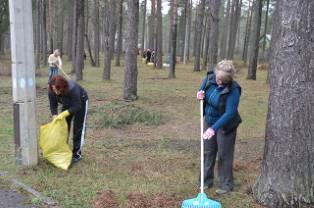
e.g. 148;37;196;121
95;102;162;128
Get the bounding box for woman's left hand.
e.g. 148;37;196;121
203;127;215;139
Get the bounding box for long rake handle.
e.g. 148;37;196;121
200;99;204;194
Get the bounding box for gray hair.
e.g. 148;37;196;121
215;60;236;84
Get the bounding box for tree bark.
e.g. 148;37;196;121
67;0;74;61
180;0;188;63
155;0;163;69
115;0;123;67
227;0;242;59
183;0;190;64
148;0;155;50
35;0;41;69
168;0;178;78
262;0;270;59
41;0;48;65
202;10;210;71
74;0;85;80
109;0;117;60
193;0;206;72
71;1;77;73
242;0;252;63
247;0;262;80
56;0;64;55
123;0;139;100
141;0;147;55
93;0;100;67
103;0;111;80
85;34;95;66
219;0;230;59
253;1;314;207
207;0;221;71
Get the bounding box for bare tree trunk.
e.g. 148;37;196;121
183;0;190;64
186;0;192;62
85;34;95;66
202;11;210;70
124;0;139;100
253;1;314;207
219;0;230;59
115;0;123;66
93;0;100;66
56;0;64;55
141;0;147;54
41;0;48;65
67;0;74;60
148;0;155;50
168;0;178;78
47;0;54;54
74;0;85;80
247;0;262;80
35;0;41;69
227;0;242;59
193;0;206;72
180;0;188;63
109;0;117;60
103;0;111;80
0;34;4;55
242;0;252;63
262;0;270;59
207;0;221;71
71;1;77;73
156;0;163;69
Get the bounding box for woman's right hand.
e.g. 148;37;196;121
197;90;205;100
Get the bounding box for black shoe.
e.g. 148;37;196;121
71;155;82;164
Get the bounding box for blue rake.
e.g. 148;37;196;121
181;100;222;208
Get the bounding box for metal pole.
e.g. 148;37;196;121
9;0;38;166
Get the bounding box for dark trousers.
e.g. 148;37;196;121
203;120;237;191
66;100;88;158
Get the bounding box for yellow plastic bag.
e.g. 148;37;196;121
39;118;72;170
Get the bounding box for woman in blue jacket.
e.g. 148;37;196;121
197;60;241;195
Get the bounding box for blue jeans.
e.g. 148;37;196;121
48;67;58;83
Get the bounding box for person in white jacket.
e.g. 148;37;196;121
48;49;62;82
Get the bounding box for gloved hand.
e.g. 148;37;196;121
197;90;205;100
55;110;70;120
203;127;215;140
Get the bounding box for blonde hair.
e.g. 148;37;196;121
215;60;236;84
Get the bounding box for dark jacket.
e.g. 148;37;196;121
49;80;88;116
199;71;241;133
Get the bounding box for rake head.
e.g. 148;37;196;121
181;193;222;208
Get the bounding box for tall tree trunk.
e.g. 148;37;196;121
227;0;242;59
193;0;206;72
85;34;95;66
180;0;188;63
103;0;111;80
93;0;100;66
242;0;252;63
56;0;64;55
115;0;123;66
0;33;4;55
207;0;221;71
41;0;48;65
247;0;262;80
141;0;147;54
168;0;178;78
156;0;163;69
186;0;192;62
74;0;85;80
219;0;231;59
262;0;270;60
124;0;139;100
183;0;190;64
202;11;210;71
35;0;41;69
67;0;74;60
109;0;117;60
148;0;155;50
71;1;78;73
47;0;54;54
253;1;314;207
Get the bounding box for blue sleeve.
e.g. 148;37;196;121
199;76;207;91
211;88;240;131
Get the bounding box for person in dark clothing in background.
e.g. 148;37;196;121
196;60;241;195
48;75;89;164
146;48;152;64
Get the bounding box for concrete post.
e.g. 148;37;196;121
9;0;38;166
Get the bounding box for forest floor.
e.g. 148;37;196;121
0;57;268;208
